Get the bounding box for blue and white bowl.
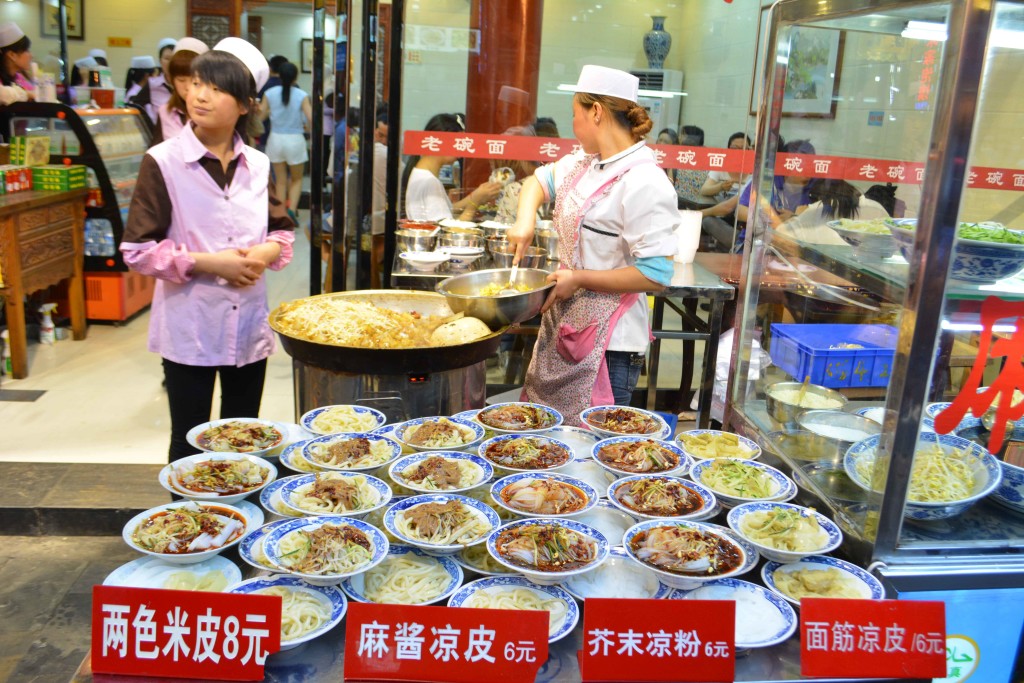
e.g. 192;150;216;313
543;426;603;460
238;519;292;572
669;578;797;649
487;518;609;585
392;416;486;452
888;219;1024;283
844;432;1002;520
622;519;757;590
573;500;638;546
689;458;797;508
475;402;563;434
992;461;1024;515
227;574;347;650
675;429;762;461
453;544;517;577
278;439;323;473
479;433;575;473
761;555;885;607
263;515;389;585
490;472;598;518
592;436;693;477
383;494;500;555
259;475;306;518
855;406;935;433
580;405;669;439
727;501;843;563
341;545;464;604
387;451;493;494
301;432;402;472
279;471;393;518
448;576;579;643
300;404;387;436
561;547;670;602
925;401;982;431
607;474;716;520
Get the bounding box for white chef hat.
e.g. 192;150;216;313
74;56;99;70
0;22;26;49
157;37;177;52
564;64;639;104
172;37;209;56
130;55;158;69
89;48;107;61
213;37;269;92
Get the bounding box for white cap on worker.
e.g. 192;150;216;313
564;64;639;104
74;56;99;69
172;37;209;56
157;37;177;52
0;21;25;49
130;55;157;69
89;48;107;61
214;37;269;92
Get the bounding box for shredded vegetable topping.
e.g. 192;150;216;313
196;421;282;452
855;444;975;503
738;506;828;552
171;459;269;495
701;460;775;499
277;523;373;575
678;432;754;459
596;440;679;473
495;524;598;572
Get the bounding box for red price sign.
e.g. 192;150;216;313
578;598;735;682
801;598;946;679
91;585;281;681
343;602;548;683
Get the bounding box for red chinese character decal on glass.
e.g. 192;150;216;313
933;296;1024;451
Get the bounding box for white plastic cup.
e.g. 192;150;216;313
674;209;702;264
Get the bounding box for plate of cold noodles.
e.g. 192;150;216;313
670;578;797;649
187;418;287;455
622;520;749;589
476;402;562;433
104;555;241;592
228;574;347;650
302;433;401;471
675;430;761;461
453;543;516;576
341;545;464;605
727;502;842;563
762;555;885;607
301;404;387;435
160;453;276;504
280;472;392;517
487;518;608;584
491;473;598;518
124;501;250;564
238;520;292;572
259;476;306;518
608;475;715;519
593;436;690;476
581;406;667;438
449;577;579;643
395;417;485;451
690;458;796;507
388;452;492;494
384;494;500;554
844;432;1001;520
263;516;389;584
480;434;573;472
562;547;669;601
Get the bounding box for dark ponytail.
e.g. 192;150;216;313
279;61;298;106
400;112;464;218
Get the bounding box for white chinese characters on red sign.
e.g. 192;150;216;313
344;602;547;683
92;586;281;681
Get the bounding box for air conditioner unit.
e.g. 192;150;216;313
629;69;684;138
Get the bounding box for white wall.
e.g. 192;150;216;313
246;7;341;97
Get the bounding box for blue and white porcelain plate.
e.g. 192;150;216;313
478;433;575;472
263;515;389;582
383;494;500;554
259;474;306;518
689;457;797;507
341;545;464;604
561;547;671;602
592;436;693;477
300;432;402;472
300;404;387;436
621;519;758;589
675;429;762;462
392;416;486;452
387;451;493;494
669;578;797;649
490;472;598;518
279;471;393;517
227;574;347;650
761;554;885;607
607;474;716;520
727;501;843;563
448;576;579;643
486;518;609;584
238;519;292;572
580;405;668;439
543;426;603;460
475;402;563;434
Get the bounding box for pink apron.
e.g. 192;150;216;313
523;153;653;426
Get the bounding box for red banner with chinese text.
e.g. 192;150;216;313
578;598;735;682
343;602;548;683
800;598;945;679
91;585;281;681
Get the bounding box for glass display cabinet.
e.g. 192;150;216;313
727;0;1024;622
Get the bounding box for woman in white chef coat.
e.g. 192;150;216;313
506;65;678;422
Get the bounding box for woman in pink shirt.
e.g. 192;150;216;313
152;38;208;145
121;38;295;461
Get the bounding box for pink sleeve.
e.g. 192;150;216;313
265;231;295;271
120;239;195;283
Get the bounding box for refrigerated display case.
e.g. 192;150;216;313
1;103;154;321
727;0;1024;677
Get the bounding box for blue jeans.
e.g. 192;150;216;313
605;351;645;406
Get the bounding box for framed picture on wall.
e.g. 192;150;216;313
41;0;85;40
300;38;336;74
749;6;844;118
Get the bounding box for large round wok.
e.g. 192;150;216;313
268;290;505;374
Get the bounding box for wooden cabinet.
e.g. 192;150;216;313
0;190;88;378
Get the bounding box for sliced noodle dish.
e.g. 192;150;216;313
307;437;394;469
361;553;453;604
855;444;975;503
161;569;230;592
394;500;492;546
310;406;381;434
254;586;332;641
478;404;557;431
596;439;679;473
463;587;567;635
132;503;247;555
275;523;374;576
483;437;571;470
291;473;381;514
196;421;282;452
629;525;743;576
402;418;477;449
170;458;269;496
493;524;598;572
398;456;482;491
613;477;703;517
738;506;828;552
499;478;589;516
459;544;513;574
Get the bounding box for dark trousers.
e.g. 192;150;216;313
162;357;268;462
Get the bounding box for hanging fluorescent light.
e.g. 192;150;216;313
901;19;1024;49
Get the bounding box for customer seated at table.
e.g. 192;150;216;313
533;116;560;138
775;178;890;245
673;125;710;203
700;132;752;202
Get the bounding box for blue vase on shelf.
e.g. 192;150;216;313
643;15;672;70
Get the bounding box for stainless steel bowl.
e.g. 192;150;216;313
797;410;882;453
765;381;848;427
534;228;560;261
478;222;511;240
440;225;484;237
767;429;843;464
438;233;484;250
486;236;509;255
490;244;547;268
436;268;554;327
396;229;437;252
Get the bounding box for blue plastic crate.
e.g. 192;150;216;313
769;324;898;388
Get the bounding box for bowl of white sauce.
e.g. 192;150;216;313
797;410;882;453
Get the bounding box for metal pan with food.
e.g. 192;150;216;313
580;405;669;438
388;451;493;494
607;474;716;520
478;433;574;472
475;402;563;434
592;436;692;477
490;472;598;518
301;432;402;471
